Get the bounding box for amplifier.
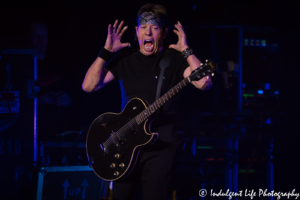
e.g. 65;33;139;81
36;166;106;200
40;141;89;166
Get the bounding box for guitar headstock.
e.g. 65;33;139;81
189;59;215;82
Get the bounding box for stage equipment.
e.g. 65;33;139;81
40;141;88;166
36;165;106;200
1;49;38;163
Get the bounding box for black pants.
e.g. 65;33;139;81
113;142;176;200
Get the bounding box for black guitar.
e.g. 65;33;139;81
86;60;215;181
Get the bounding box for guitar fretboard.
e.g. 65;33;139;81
135;77;190;125
104;77;190;148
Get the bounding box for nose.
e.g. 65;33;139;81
145;26;152;36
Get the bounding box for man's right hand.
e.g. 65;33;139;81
104;20;130;52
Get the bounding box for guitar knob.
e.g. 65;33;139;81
119;163;125;168
114;154;120;159
114;171;119;176
110;163;116;168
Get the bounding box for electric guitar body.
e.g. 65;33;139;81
86;98;158;181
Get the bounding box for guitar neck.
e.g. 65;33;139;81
135;77;190;125
108;60;214;145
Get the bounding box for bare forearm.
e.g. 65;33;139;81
186;54;212;90
82;57;107;92
187;54;201;71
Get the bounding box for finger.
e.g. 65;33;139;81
169;44;175;49
119;26;128;37
116;21;124;33
175;25;182;35
55;98;66;104
173;29;180;36
113;20;118;32
175;24;183;33
178;22;186;33
56;100;63;105
121;43;131;48
174;24;179;31
55;98;63;103
108;24;112;35
55;96;64;101
56;102;65;106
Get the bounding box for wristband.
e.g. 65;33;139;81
181;47;193;59
98;47;114;61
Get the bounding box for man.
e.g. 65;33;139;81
82;4;212;200
31;22;74;141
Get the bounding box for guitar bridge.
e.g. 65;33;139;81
100;143;108;154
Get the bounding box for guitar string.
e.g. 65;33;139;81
102;78;190;148
104;117;136;147
104;78;188;147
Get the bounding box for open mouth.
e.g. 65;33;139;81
144;40;153;52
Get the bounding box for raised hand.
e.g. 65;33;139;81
104;20;130;53
169;21;189;52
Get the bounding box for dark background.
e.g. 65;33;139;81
1;0;299;199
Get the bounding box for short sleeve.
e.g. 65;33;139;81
106;56;120;80
105;48;134;80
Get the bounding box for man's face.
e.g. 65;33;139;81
135;24;167;56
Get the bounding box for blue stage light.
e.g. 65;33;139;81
258;90;263;94
265;83;270;90
265;118;272;124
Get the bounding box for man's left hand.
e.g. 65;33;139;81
169;21;189;52
54;91;72;107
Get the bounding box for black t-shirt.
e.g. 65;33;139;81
107;48;189;143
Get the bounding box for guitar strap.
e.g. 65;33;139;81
156;49;174;100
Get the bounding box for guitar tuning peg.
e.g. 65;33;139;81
211;73;214;77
